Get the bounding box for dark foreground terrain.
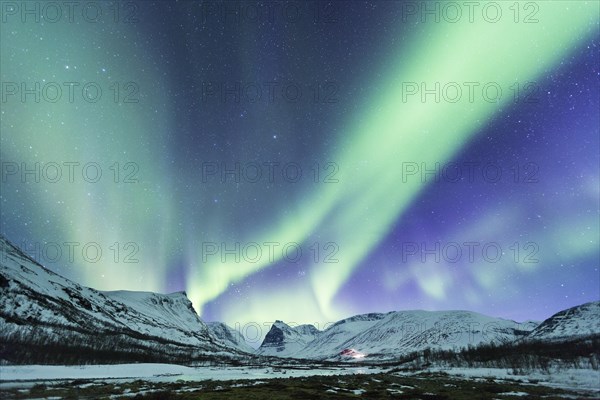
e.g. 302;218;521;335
2;371;598;400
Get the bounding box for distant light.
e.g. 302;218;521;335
341;348;366;359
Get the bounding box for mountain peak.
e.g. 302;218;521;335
256;320;320;357
1;247;237;364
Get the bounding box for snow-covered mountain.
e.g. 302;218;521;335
0;235;237;364
327;310;538;360
525;301;600;342
255;303;599;361
260;310;538;361
100;290;214;346
256;320;320;357
295;313;387;359
206;322;255;354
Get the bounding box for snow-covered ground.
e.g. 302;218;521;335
0;363;387;388
2;363;597;395
407;367;600;393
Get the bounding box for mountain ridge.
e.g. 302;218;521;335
1;234;598;364
255;305;598;361
0;234;241;364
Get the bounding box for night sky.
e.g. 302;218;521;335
1;1;599;337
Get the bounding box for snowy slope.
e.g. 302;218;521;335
0;235;231;363
295;313;387;359
295;311;537;359
206;322;255;354
101;290;214;346
525;301;600;341
256;321;320;357
326;310;537;360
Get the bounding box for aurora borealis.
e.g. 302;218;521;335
1;1;598;342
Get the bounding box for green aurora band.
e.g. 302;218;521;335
186;1;599;323
1;2;598;327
